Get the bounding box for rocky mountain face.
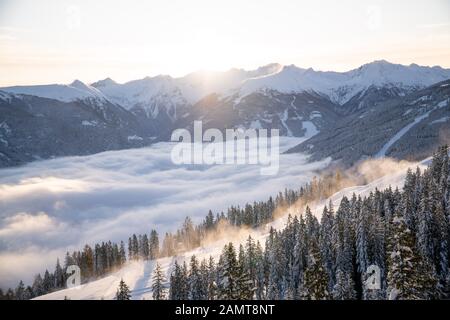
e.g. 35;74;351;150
1;60;449;167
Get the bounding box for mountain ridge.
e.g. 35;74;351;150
3;60;450;109
1;60;449;168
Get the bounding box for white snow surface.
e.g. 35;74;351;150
33;154;429;300
431;116;449;124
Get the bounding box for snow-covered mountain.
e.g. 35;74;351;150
89;64;283;121
288;79;450;164
1;60;449;168
6;60;450;111
2;80;108;104
238;60;450;105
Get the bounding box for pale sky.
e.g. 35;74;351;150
0;0;450;86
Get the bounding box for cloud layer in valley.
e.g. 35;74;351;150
0;138;330;288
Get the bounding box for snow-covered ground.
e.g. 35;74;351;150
0;137;331;288
34;155;428;300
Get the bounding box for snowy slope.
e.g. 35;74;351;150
1;80;107;103
34;156;428;300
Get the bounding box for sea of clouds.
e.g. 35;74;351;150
0;138;330;288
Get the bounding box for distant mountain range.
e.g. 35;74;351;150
1;60;449;167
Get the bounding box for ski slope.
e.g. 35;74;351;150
34;156;428;300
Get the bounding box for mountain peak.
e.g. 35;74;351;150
371;59;392;65
70;79;89;89
91;78;117;88
359;60;397;71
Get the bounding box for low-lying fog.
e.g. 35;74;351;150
0;137;330;288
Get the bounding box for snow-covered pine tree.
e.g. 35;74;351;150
127;237;133;261
319;204;335;292
302;239;329;300
169;261;184;300
429;177;449;292
403;168;418;231
332;269;356;300
54;258;65;289
267;234;287;300
206;256;217;300
5;288;15;300
42;269;54;293
387;209;429;300
132;234;139;260
141;234;150;260
332;197;357;300
244;236;257;289
31;274;44;297
237;244;254;300
254;241;266;300
283;215;300;299
115;278;131;300
119;241;126;265
367;209;387;299
356;197;372;299
200;258;211;299
152;263;166;300
14;280;25;300
217;243;239;299
356;199;370;275
149;229;159;259
23;286;33;300
204;210;215;230
188;255;206;300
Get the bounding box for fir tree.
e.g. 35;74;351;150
332;269;356;300
115;279;131;300
14;280;25;300
387;211;427;299
217;243;239;299
188;255;206;300
302;240;329;300
152;263;166;300
206;256;217;300
237;244;254;299
54;258;65;288
119;241;127;265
